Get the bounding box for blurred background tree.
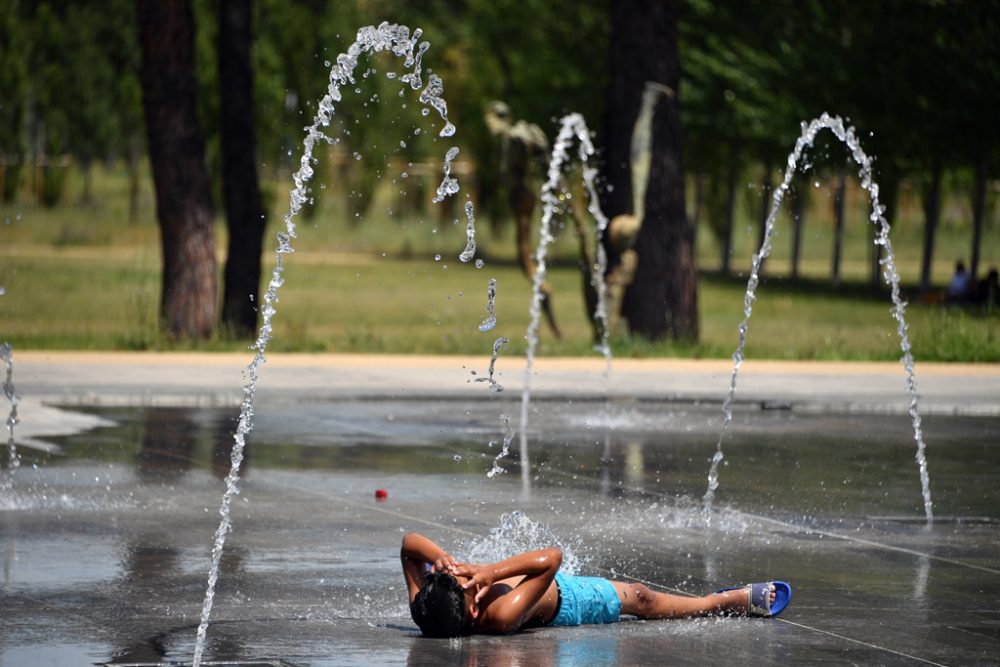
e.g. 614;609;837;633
136;0;217;340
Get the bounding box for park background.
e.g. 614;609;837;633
0;0;997;362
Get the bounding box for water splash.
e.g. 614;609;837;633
192;22;467;667
486;414;515;478
458;511;583;574
478;278;497;332
433;146;461;203
476;336;508;394
701;113;933;525
0;342;20;491
518;113;612;492
458;201;477;263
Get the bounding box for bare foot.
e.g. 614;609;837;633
719;583;776;616
755;583;778;615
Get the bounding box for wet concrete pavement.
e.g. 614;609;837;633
1;354;999;666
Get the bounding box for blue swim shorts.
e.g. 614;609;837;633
550;572;622;626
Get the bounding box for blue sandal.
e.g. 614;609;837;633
718;581;792;617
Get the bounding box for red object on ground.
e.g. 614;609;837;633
375;488;388;501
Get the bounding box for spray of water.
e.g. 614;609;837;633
478;278;497;332
701;113;933;524
516;113;612;492
192;22;471;667
0;342;20;491
458;511;583;574
487;414;516;478
459;201;477;263
476;337;509;394
434;147;461;203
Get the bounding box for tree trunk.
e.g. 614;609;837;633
790;177;805;281
755;157;773;276
970;153;987;280
621;22;697;341
218;0;266;337
831;166;847;287
919;160;943;294
127;129;142;224
568;198;602;344
720;142;739;275
600;0;678;280
136;0;216;340
601;2;647;221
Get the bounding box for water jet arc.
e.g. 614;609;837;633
191;22;472;667
517;113;612;494
701;113;933;525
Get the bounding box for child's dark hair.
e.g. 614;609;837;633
411;571;468;637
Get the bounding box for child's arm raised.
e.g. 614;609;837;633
452;547;562;633
400;532;457;604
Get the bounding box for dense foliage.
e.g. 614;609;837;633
1;0;996;261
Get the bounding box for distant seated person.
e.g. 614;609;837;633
400;532;791;637
946;261;971;304
971;268;1000;309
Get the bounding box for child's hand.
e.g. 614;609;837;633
431;554;458;574
453;562;496;604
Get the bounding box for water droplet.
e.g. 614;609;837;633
475;259;485;269
453;454;463;462
434;254;442;261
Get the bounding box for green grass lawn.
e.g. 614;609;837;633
0;161;997;361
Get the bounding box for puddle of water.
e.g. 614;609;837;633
26;401;999;521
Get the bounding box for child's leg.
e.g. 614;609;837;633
610;581;772;619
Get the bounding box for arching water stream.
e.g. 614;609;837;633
0;342;19;491
516;113;612;493
701;113;933;525
192;22;475;667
